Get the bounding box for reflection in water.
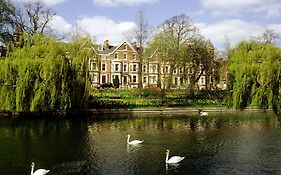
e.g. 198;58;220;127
0;113;281;174
127;143;143;153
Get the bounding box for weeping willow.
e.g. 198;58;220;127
228;41;281;114
0;34;94;112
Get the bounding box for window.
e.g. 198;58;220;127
132;76;137;83
165;66;169;73
89;60;97;71
115;64;119;71
92;74;97;82
174;78;178;85
101;64;105;71
143;76;147;83
124;64;127;72
143;65;147;73
124;53;127;59
124;76;127;83
179;67;183;74
152;76;157;83
200;77;205;84
102;75;106;83
133;53;136;59
173;67;177;74
180;77;183;85
152;65;157;73
115;52;118;59
133;64;137;72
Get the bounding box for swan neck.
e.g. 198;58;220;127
165;152;169;163
31;164;34;175
127;135;130;144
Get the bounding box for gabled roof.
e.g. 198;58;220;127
111;41;139;55
93;41;139;56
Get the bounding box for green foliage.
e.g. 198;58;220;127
89;89;225;108
0;34;94;112
228;41;281;114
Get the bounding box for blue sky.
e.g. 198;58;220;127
13;0;281;48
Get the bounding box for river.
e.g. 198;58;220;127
0;112;281;175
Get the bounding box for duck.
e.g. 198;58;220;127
30;162;50;175
165;149;185;164
199;109;208;116
127;134;143;145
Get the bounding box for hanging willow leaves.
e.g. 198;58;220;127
228;41;281;114
0;34;95;112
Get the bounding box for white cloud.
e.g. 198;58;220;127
48;15;72;35
196;19;265;48
13;0;68;6
201;0;265;11
200;0;281;17
77;16;135;44
47;15;135;44
92;0;158;7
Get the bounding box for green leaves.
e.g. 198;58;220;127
228;41;281;114
0;34;95;112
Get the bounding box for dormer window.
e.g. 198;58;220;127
115;52;118;59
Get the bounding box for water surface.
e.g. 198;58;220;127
0;112;281;175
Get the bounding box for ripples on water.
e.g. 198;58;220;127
0;112;281;174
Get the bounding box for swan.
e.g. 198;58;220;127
165;149;185;164
31;162;50;175
199;109;208;116
127;134;143;145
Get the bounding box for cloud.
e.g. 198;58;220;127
48;15;72;35
13;0;68;6
49;15;135;44
196;19;265;48
200;0;281;17
77;16;135;44
92;0;158;7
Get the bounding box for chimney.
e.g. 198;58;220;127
104;40;109;49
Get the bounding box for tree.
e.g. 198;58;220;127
151;14;198;89
125;9;152;88
181;36;215;90
16;0;55;36
0;34;95;112
0;0;17;44
228;41;281;114
260;29;279;44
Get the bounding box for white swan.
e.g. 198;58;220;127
199;109;208;116
127;134;143;145
165;149;185;164
31;162;50;175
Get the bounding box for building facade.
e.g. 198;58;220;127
89;40;214;90
89;40;140;88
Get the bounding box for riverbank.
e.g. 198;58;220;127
0;107;273;118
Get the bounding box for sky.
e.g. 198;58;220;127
12;0;281;48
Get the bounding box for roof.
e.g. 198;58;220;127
94;41;140;55
98;45;117;55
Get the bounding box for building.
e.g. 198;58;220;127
89;40;140;88
90;40;215;90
